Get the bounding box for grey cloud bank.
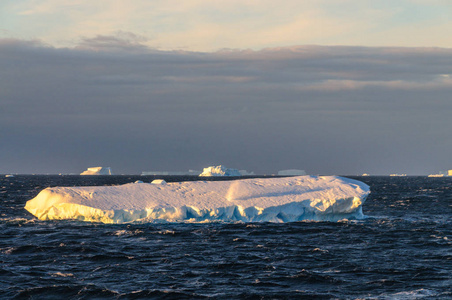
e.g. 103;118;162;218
1;39;451;175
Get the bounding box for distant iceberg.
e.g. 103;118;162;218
24;176;370;224
278;169;307;176
199;165;242;177
428;170;451;177
239;170;255;176
80;167;112;175
141;170;200;176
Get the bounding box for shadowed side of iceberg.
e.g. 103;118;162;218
25;202;365;224
25;200;367;224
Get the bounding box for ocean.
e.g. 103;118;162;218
1;175;451;299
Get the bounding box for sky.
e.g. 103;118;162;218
1;1;451;175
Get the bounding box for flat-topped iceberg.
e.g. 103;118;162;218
24;176;370;224
141;170;200;176
80;167;112;175
278;169;307;176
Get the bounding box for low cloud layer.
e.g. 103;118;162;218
1;38;451;175
2;1;452;51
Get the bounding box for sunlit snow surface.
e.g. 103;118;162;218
24;176;369;223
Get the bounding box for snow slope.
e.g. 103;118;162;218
24;176;370;224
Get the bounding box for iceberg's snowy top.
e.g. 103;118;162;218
25;176;370;224
278;169;307;176
199;165;241;177
80;167;112;175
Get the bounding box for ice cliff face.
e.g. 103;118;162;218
80;167;112;175
24;176;370;224
199;165;242;177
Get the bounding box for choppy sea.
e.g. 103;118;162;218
1;175;451;299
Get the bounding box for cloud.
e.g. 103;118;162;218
75;31;151;52
1;39;451;174
299;76;452;92
3;0;452;51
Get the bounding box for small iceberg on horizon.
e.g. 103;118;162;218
80;167;113;175
278;169;307;176
24;176;370;224
141;170;200;176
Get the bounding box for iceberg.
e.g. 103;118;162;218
239;170;255;176
80;167;112;175
24;176;370;224
141;170;200;176
199;165;242;177
278;169;307;176
428;170;451;177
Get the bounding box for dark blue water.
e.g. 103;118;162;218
1;175;451;299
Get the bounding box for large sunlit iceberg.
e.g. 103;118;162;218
24;176;370;224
